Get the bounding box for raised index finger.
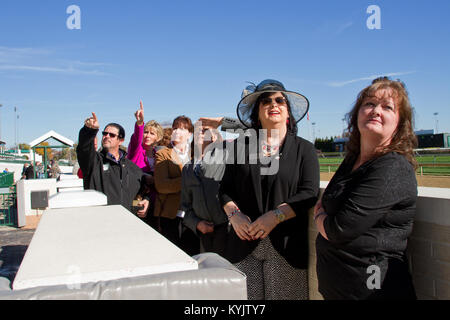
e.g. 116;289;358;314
140;100;143;110
91;112;98;121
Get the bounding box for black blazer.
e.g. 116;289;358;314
219;132;320;268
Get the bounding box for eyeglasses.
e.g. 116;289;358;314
260;97;287;106
102;131;118;138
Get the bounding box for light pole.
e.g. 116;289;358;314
312;122;316;144
14;106;16;151
433;112;439;134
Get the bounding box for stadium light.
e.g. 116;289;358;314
433;112;439;134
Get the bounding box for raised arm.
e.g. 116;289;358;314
76;112;100;177
198;117;246;131
127;101;145;162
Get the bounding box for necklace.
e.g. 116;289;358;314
261;140;280;157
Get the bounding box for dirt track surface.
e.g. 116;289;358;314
320;173;450;189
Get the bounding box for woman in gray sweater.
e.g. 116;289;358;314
181;123;229;256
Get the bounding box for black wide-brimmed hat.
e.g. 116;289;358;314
236;79;310;128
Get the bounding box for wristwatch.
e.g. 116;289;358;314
273;208;286;223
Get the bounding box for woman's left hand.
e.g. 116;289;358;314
248;211;279;240
137;199;149;218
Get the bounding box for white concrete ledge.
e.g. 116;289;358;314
13;205;198;290
49;190;107;209
56;179;83;189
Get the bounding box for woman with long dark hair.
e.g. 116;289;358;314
315;77;418;300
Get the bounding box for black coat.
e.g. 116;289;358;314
219;132;320;268
181;148;228;234
316;152;417;300
76;126;145;212
24;165;35;180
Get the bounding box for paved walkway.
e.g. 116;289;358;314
0;227;36;283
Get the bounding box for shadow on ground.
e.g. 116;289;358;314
0;229;35;284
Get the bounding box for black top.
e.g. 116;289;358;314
76;126;145;212
181;147;228;234
24;165;35;180
219;132;320;268
316;152;417;300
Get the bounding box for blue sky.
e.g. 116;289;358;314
0;0;449;148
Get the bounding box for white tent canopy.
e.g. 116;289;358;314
29;130;74;148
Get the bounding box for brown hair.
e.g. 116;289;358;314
172;115;194;133
346;77;418;168
158;128;173;148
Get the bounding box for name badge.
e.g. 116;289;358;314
103;163;110;171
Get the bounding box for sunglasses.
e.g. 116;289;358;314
102;131;119;138
260;97;287;106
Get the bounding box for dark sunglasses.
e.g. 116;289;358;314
260;97;287;106
102;131;118;138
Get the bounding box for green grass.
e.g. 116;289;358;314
319;155;450;175
415;155;450;163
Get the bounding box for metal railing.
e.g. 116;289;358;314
0;172;14;188
319;163;450;176
0;186;17;227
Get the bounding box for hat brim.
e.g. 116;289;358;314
237;90;310;129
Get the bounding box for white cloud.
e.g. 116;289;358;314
0;64;110;76
0;46;111;76
336;22;353;34
327;71;416;87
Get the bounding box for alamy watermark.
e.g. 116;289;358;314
182;125;282;176
65;264;82;290
366;265;381;290
367;5;381;30
66;5;81;30
65;5;380;31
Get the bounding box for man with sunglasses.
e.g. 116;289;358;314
77;112;149;215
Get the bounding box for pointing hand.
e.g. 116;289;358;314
135;100;144;126
85;112;100;130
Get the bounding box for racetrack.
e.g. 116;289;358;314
320;172;450;189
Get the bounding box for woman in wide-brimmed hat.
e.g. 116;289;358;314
219;79;320;300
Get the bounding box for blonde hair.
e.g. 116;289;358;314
144;120;164;143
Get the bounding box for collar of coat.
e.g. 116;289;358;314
102;149;127;164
